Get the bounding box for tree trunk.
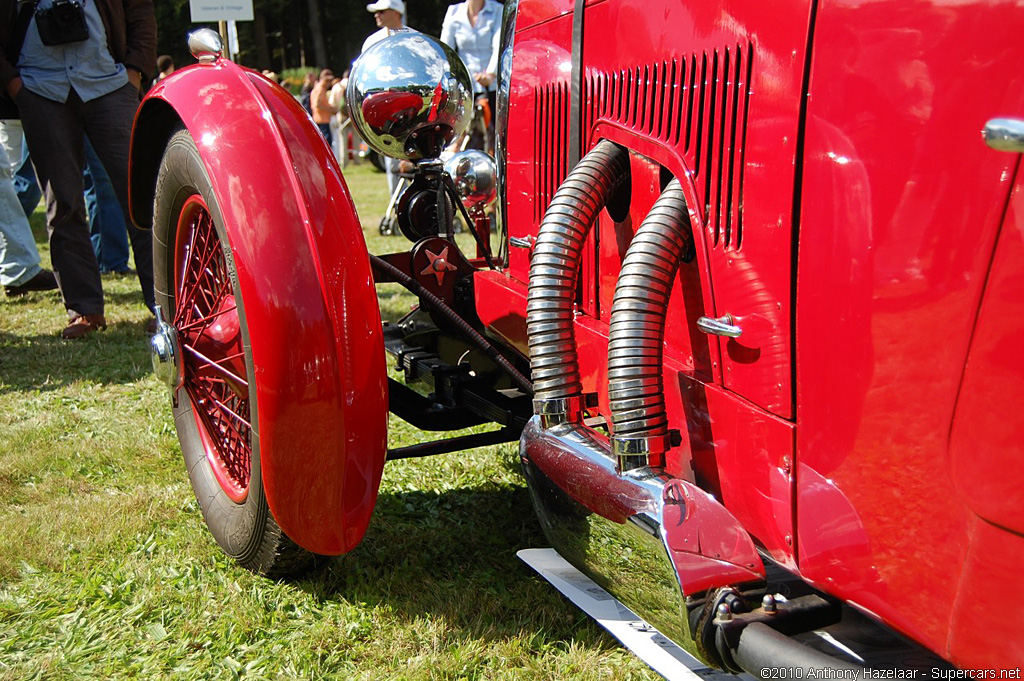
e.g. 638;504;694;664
253;10;272;70
305;0;328;68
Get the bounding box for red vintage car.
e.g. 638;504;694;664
131;0;1024;674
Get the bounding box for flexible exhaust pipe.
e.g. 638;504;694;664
522;154;766;667
606;178;692;469
527;139;629;425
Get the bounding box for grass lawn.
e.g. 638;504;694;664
0;161;656;680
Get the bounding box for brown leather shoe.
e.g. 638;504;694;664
61;314;107;340
145;316;158;334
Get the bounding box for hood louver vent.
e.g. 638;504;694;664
530;44;753;249
583;43;754;249
533;82;571;224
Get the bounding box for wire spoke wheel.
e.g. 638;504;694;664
174;196;251;503
152;128;318;577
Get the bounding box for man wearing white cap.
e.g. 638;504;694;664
361;0;408;198
362;0;407;54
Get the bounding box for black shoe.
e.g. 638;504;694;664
5;269;58;297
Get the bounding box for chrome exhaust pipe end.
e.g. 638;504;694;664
520;416;766;664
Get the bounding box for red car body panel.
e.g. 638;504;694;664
949;173;1024;538
795;0;1024;661
130;61;388;556
484;0;1024;668
131;0;1024;667
500;0;815;568
505;0;813;421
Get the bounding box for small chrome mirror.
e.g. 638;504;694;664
984;118;1024;153
444;150;497;210
189;29;223;64
347;30;473;161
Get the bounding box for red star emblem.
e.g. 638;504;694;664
420;246;457;286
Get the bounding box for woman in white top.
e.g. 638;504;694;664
440;0;502;93
440;0;502;151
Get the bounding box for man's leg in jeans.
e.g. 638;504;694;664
0;120;42;218
0;139;43;287
82;84;154;315
18;89;104;319
84;135;130;273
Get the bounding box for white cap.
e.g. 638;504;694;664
366;0;405;14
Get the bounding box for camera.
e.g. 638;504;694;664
35;0;90;47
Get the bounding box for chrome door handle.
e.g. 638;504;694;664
697;315;742;338
509;236;535;249
984;118;1024;153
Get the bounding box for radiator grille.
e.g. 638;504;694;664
582;44;754;249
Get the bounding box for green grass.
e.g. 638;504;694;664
0;163;656;679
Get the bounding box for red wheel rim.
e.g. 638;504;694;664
174;196;252;503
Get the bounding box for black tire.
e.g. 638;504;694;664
152;128;319;578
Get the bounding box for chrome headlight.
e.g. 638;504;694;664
346;30;474;161
444;149;497;210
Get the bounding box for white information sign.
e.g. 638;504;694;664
189;0;254;22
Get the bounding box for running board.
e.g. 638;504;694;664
518;548;954;679
518;548;750;681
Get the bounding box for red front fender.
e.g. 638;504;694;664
130;60;388;555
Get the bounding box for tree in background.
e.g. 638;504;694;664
154;0;467;86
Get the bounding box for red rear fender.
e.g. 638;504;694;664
130;61;388;555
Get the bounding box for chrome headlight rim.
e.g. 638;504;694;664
346;30;474;162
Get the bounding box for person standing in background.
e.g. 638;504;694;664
362;0;407;197
84;135;131;274
310;68;337;144
0;119;41;217
0;120;56;297
328;70;350;166
440;0;501;152
156;53;173;81
299;70;316;116
0;0;157;339
362;0;406;53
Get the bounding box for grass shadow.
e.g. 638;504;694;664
292;483;611;648
0;322;153;394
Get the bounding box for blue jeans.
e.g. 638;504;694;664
1;120;43;218
84;136;130;273
317;121;332;145
0;134;42;287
